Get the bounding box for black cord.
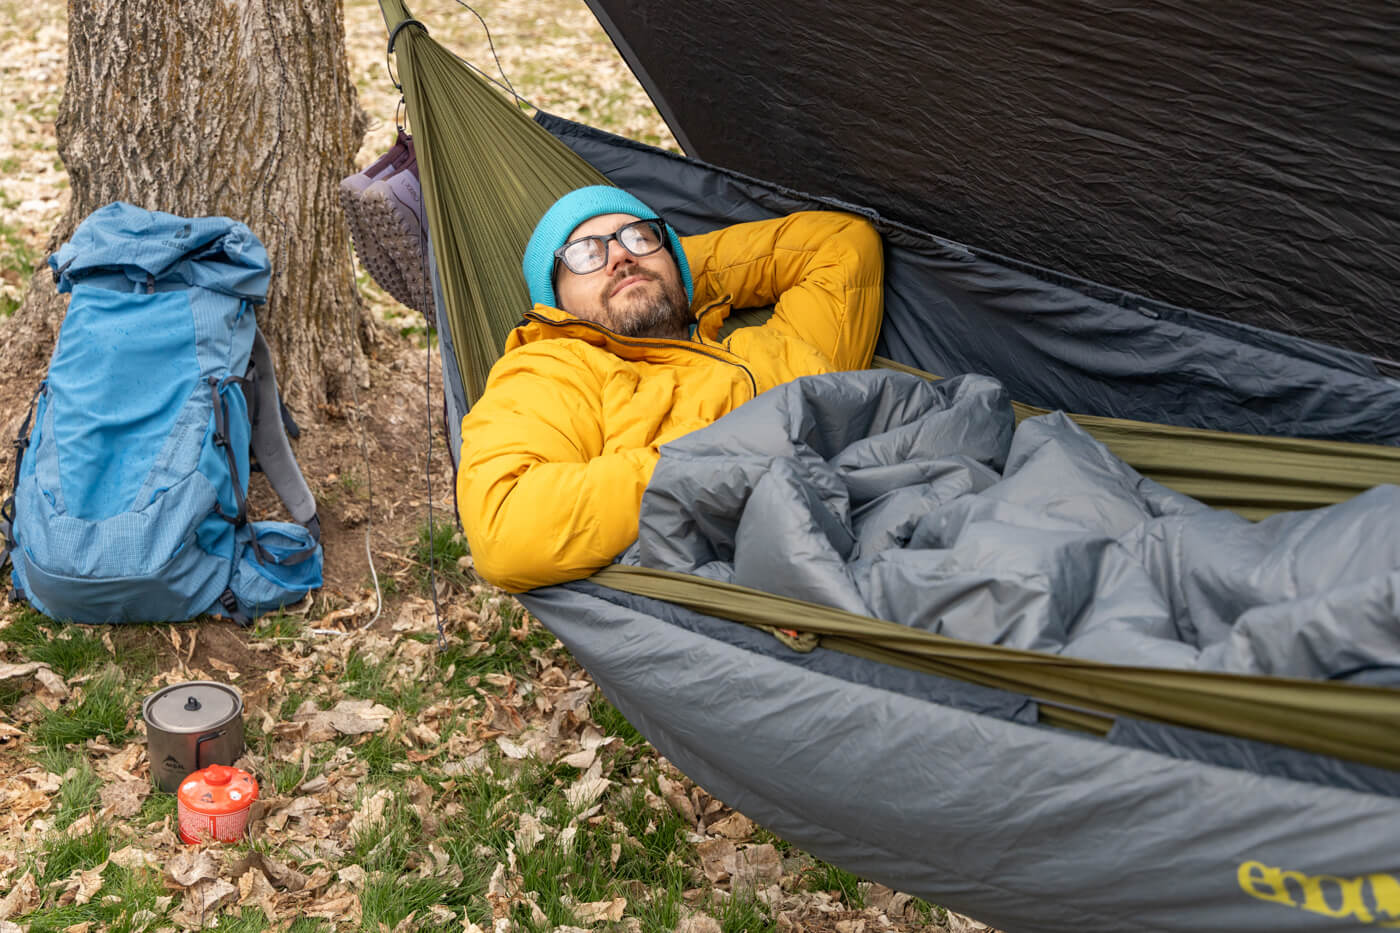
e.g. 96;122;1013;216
449;0;525;109
426;306;446;651
384;5;535;114
385;18;428;90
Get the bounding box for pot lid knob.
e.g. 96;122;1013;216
185;696;201;711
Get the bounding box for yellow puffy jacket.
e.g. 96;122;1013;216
457;210;884;592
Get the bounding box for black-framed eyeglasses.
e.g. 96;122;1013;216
553;219;667;276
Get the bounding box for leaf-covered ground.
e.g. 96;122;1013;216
0;2;1000;930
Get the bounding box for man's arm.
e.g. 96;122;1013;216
683;211;884;370
456;344;662;592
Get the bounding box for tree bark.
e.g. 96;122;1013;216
0;0;367;417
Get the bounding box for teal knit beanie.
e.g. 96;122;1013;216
521;185;694;309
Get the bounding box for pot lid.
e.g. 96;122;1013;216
178;764;259;815
143;681;242;733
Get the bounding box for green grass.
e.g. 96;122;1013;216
21;862;169;933
409;519;472;593
343;647;431;715
589;694;647;750
354;731;412;779
349;787;475;929
0;217;38;317
0;676;24;711
37;823;112;885
135;790;177;826
801;862;865;906
286;921;335;933
714;891;778;932
259;739;317;794
41;751;102;831
3;611;110;677
252;611;305;640
31;666;132;749
277;687;314;720
408;755;703;932
435;603;560;692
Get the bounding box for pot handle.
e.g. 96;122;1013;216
195;730;226;771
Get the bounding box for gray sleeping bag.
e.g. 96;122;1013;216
623;369;1400;682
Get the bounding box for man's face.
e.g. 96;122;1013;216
553;213;691;339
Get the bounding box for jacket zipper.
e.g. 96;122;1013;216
522;310;758;399
693;296;730;341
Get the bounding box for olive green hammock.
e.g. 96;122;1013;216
377;1;1400;770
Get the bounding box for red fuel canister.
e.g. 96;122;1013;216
176;764;259;844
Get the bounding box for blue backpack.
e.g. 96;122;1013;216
0;203;322;624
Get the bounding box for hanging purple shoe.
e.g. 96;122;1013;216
340;130;415;302
360;154;434;322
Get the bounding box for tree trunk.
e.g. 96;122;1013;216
0;0;367;417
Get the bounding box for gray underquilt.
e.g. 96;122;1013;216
620;370;1400;680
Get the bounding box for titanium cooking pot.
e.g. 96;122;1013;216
142;681;245;793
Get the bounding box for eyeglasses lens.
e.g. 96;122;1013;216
619;221;664;254
561;221;665;274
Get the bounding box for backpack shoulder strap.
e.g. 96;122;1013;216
247;329;321;544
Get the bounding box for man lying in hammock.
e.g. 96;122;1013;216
456;185;885;592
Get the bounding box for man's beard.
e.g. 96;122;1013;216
600;269;692;339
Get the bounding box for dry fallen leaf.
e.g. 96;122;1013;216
99;780;150;818
515;812;546;855
166;848;221;888
695;839;734;884
237;867;280;921
730;844;782;892
862;883;914;920
294;698;394;741
306;886;363;922
706;811;754;840
20;770;63;794
98;743;144;783
347;787;393;837
172;878;238;926
568;896;626;924
0;661;48;682
565;760;611;811
657;775;697;826
0;871;38;921
65;862;107;906
34;666;69;698
560;747;596;770
109;846;163;872
945;912;996;932
0;781;52;827
674;913;723;933
495;736;530;759
337;865;368;889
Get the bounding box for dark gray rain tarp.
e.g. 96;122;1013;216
581;0;1400;368
538;114;1400;446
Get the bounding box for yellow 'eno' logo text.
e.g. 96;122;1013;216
1238;861;1400;927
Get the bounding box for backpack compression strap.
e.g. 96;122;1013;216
0;383;44;574
246;330;322;549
